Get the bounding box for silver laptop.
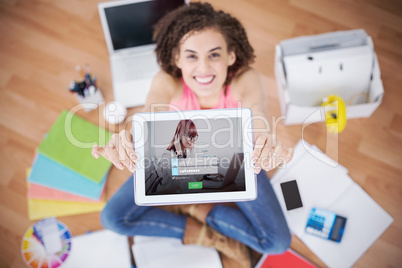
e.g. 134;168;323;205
98;0;187;107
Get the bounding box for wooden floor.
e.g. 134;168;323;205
1;0;401;267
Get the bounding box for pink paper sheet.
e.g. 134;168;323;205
27;183;105;203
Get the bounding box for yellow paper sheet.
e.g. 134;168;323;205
28;198;105;220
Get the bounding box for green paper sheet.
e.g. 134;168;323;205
38;110;113;183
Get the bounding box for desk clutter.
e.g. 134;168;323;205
271;140;393;268
26;110;113;220
275;29;384;125
21;218;131;268
21;218;72;268
68;65;104;112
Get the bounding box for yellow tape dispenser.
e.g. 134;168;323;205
322;95;347;133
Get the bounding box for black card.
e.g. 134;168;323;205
280;180;303;210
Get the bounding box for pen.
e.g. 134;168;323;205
84;64;92;86
92;76;97;87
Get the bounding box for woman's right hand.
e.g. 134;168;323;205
91;129;138;173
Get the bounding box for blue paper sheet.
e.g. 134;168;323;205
28;153;108;200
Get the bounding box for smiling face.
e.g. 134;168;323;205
175;28;236;99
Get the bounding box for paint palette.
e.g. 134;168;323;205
21;219;72;268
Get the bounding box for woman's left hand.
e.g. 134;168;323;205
251;133;294;174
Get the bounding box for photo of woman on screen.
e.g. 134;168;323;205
166;119;198;158
146;119;199;194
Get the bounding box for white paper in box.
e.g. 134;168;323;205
271;140;394;268
275;30;384;125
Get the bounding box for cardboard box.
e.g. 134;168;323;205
274;30;384;125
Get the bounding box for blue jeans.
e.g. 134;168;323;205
101;171;291;254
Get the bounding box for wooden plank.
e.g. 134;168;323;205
0;0;401;267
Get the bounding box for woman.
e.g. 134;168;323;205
148;119;199;194
166;119;198;158
93;3;293;267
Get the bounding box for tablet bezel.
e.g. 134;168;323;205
132;108;256;206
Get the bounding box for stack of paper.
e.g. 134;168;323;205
271;140;393;268
132;236;222;268
27;110;113;220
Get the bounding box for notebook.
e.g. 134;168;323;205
98;0;187;107
255;249;317;268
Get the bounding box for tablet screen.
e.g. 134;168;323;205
143;117;246;195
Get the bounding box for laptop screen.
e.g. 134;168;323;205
143;117;246;196
104;0;185;51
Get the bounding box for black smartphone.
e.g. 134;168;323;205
280;180;303;210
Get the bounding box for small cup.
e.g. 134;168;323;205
104;101;127;124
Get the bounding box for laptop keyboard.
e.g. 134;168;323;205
113;54;159;82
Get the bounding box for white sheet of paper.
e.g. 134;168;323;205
133;236;222;268
299;183;394;268
63;230;131;268
271;140;348;185
272;141;353;237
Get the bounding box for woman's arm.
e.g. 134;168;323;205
142;71;180;113
232;68;294;173
92;71;179;172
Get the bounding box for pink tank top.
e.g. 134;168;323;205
169;80;240;111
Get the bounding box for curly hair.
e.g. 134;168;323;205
153;2;255;86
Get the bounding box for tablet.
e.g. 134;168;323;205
132;108;257;206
